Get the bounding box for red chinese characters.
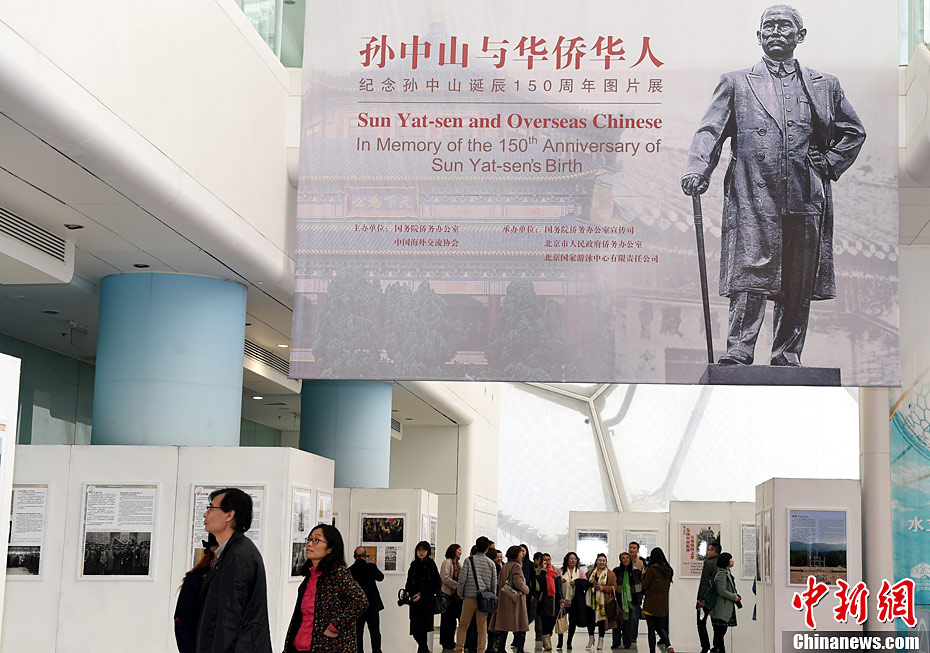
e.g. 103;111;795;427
792;577;917;629
791;576;830;629
876;578;916;628
833;580;869;625
360;35;663;70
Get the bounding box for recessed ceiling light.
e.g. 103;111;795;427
245;323;252;327
252;396;264;400
277;344;289;348
133;263;150;269
41;309;59;315
64;224;84;230
404;417;413;421
391;409;399;412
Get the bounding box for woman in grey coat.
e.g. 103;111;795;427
709;552;741;653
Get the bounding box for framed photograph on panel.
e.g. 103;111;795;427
754;512;762;582
361;513;406;574
190;485;266;567
80;483;157;579
624;529;658;557
576;530;610;567
763;509;772;584
290;486;314;578
7;483;49;579
739;522;756;581
316;489;333;526
788;509;847;586
679;523;721;578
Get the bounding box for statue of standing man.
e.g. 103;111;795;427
681;5;866;366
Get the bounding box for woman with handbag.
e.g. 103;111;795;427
640;547;674;653
406;540;442;653
611;552;643;650
709;552;741;653
557;551;585;650
440;543;464;651
490;545;531;653
584;554;617;651
535;553;564;652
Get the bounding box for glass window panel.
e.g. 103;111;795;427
498;384;611;554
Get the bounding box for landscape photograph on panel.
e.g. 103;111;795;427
788;508;847;585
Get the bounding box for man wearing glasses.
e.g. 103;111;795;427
197;487;272;653
350;546;385;653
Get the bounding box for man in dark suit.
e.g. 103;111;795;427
682;4;865;367
350;546;385;653
695;542;721;653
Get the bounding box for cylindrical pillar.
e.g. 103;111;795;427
299;380;392;487
92;273;246;446
859;387;894;631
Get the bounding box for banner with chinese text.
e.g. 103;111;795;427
291;0;899;384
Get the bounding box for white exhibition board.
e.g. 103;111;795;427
755;479;862;653
340;487;439;653
0;445;334;653
0;353;21;648
668;501;756;653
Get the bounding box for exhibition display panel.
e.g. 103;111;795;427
0;445;334;653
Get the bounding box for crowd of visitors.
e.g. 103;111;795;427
175;487;739;653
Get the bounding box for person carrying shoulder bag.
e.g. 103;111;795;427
455;536;499;653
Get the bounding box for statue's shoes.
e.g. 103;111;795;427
718;351;753;365
770;353;802;366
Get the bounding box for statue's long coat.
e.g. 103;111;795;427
684;61;865;300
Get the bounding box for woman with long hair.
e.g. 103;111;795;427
557;551;585;650
174;534;218;653
709;552;741;653
283;524;369;653
641;547;674;653
610;552;643;650
584;553;617;650
490;545;531;653
406;540;442;653
440;543;463;651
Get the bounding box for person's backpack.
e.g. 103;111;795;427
704;574;719;611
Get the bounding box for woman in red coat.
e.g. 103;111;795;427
284;524;369;653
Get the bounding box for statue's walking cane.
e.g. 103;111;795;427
692;194;714;365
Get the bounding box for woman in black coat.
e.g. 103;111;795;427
174;534;217;653
535;553;564;652
406;540;442;653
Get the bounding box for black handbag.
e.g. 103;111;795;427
468;557;498;613
433;590;452;614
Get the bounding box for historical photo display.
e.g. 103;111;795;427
361;513;406;573
788;509;847;585
190;485;265;567
680;523;720;577
624;529;659;558
290;486;314;578
316;489;333;526
740;522;756;581
763;509;773;583
80;484;156;578
754;512;763;582
7;484;48;577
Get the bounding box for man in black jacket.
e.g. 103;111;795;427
695;542;721;653
350;546;385;653
197;488;272;653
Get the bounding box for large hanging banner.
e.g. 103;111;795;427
292;0;898;384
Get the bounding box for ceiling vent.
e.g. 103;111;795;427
244;340;290;376
0;206;73;283
390;417;402;440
